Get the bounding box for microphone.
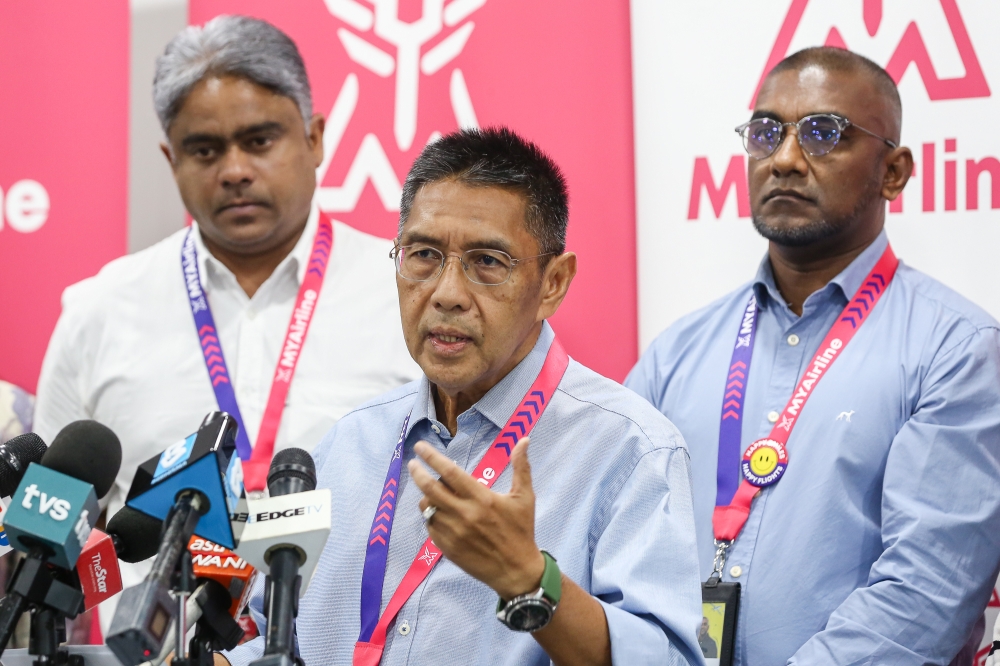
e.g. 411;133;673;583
0;432;48;496
0;433;49;557
0;421;122;654
237;449;330;664
3;421;120;568
107;412;240;666
77;507;163;610
141;579;244;666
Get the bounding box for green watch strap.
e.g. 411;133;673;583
496;550;562;613
538;550;562;605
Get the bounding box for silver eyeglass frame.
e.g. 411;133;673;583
390;244;554;286
735;113;898;160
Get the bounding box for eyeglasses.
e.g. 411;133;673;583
735;113;897;160
390;244;553;286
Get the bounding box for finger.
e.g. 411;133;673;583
414;441;484;499
509;437;533;497
408;457;462;512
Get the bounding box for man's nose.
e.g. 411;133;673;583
430;256;473;311
219;145;254;187
770;127;809;178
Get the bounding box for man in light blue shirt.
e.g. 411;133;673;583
221;127;703;666
628;47;1000;665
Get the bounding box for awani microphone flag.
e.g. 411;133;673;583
189;535;256;618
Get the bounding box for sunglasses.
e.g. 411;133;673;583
735;113;897;160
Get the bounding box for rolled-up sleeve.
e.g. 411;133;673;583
791;327;1000;665
592;445;704;666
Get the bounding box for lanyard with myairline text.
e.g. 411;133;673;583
180;214;334;492
713;244;899;547
353;339;570;666
701;245;898;666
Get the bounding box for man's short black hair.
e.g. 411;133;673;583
770;46;902;129
399;126;569;256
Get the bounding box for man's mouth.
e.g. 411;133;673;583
217;200;267;214
427;329;474;354
763;189;813;204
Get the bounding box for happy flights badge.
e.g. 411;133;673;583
742;439;788;487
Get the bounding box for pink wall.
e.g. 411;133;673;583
190;0;639;381
0;1;130;394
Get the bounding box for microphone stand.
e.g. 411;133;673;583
0;546;86;666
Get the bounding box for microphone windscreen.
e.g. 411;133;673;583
0;433;47;496
44;421;122;498
267;448;316;494
107;506;162;563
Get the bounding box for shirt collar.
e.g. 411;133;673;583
752;229;890;310
190;204;321;293
408;321;557;437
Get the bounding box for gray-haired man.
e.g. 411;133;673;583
34;14;419;631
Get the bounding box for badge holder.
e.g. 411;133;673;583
700;541;740;666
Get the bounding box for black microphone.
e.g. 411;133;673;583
106;506;164;564
0;421;122;655
0;432;48;497
107;412;239;666
249;449;317;666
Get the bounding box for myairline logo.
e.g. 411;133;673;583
278;289;318;372
315;0;483;223
181;234;207;312
785;338;842;420
0;180;50;234
750;0;990;108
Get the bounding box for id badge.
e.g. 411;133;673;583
700;579;740;666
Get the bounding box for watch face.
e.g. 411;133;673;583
507;599;554;633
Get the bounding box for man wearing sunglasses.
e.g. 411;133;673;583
628;47;1000;665
219;127;704;666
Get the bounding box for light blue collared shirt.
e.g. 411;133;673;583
226;323;704;666
626;231;1000;665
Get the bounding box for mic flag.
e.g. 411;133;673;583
126;412;239;549
236;489;331;594
3;463;99;569
189;536;257;618
78;529;124;610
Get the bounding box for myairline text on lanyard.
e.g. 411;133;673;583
702;246;898;664
180;214;334;492
353;339;570;666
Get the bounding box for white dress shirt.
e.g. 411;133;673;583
34;208;420;629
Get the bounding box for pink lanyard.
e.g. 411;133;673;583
238;215;333;493
353;339;570;666
713;245;899;542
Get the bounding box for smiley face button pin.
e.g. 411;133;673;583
741;438;788;487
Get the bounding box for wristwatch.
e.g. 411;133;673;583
496;551;562;632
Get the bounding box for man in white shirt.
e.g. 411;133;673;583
33;15;419;628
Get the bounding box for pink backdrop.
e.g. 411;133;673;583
0;1;130;394
190;0;639;381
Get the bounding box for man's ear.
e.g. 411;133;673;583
159;142;176;171
536;252;577;322
308;113;326;168
883;146;914;202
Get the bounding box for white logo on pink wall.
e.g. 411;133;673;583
315;0;483;221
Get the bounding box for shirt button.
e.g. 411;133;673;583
431;424;441;434
398;620;411;636
787;333;800;346
767;411;779;423
729;565;743;578
246;308;257;320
